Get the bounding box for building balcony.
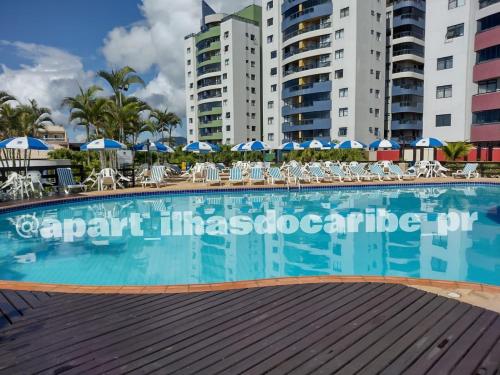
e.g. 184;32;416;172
283;42;331;60
473;58;500;82
471;123;500;142
199;120;223;129
284;61;331;77
391;102;423;113
392;0;426;12
475;26;500;52
392;85;423;96
197;55;221;69
197;41;221;56
282;80;332;99
198;107;222;117
391;120;423;130
195;26;221;45
282;118;331;133
282;2;333;31
283;21;331;42
472;91;500;112
282;0;309;13
393;15;425;29
199;132;223;141
282;100;332;116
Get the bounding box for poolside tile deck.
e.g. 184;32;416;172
0;283;499;374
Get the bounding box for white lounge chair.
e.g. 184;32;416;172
452;163;480;179
329;165;353;182
228;167;244;185
57;168;87;194
249;167;265;185
288;165;310;185
141;166;167;188
206;167;222;185
309;165;331;182
349;165;372;182
369;164;394;181
388;164;417;181
268;167;286;184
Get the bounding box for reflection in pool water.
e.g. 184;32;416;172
0;184;499;286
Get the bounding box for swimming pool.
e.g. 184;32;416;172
0;184;499;286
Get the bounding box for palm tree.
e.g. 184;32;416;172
441;142;474;161
62;85;106;142
97;67;145;142
150;108;181;146
103;97;149;141
0;91;16;106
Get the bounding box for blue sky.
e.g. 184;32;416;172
0;0;253;141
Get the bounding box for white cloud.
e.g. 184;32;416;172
102;0;254;120
0;41;94;141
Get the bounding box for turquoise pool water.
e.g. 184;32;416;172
0;184;499;286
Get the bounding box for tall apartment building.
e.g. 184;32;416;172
184;3;262;145
423;0;500;144
385;0;426;144
262;0;387;148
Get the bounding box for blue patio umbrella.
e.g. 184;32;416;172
182;141;218;153
369;139;401;150
279;142;303;151
207;143;221;152
133;141;174;153
80;138;127;151
336;140;367;149
231;142;247;152
300;140;330;150
410;138;447;147
0;136;51;150
242;141;271;151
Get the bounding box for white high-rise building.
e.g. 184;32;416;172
423;0;500;144
262;0;386;148
185;3;262;145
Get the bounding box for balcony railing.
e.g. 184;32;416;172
283;22;331;42
393;48;424;58
393;30;425;40
393;67;424;75
283;42;331;59
284;61;331;76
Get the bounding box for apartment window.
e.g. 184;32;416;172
226;112;231;119
271;50;277;59
223;99;228;106
369;108;373;114
225;59;230;66
375;109;380;118
251;126;256;131
448;0;465;9
187;47;191;54
188;72;191;77
271;84;277;92
339;107;348;117
436;114;452;127
224;45;229;52
223;73;228;79
338;127;348;136
251;100;256;106
189;129;193;135
266;1;273;10
223;86;228;93
250;48;255;54
268;101;274;109
267;18;274;26
187;59;191;65
376;32;381;41
376;51;381;60
270;67;277;76
478;79;498;94
251;87;256;94
268;117;274;125
335;29;344;39
251;74;256;80
251;61;256;67
189;83;193;89
190;94;194;100
190;106;194;111
374;128;380;136
375;71;381;79
335;49;344;59
446;23;464;39
340;7;349;18
226;125;231;131
267;35;273;43
339;88;348;97
437;56;453;70
251;113;256;119
436;85;453;98
250;34;255;41
375;89;380;98
224;31;229;39
376;13;381;22
335;69;344;79
268;133;274;141
189;118;193;124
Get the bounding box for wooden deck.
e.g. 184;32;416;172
0;283;498;374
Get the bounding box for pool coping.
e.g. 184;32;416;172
1;179;499;295
0;276;498;294
0;179;498;214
